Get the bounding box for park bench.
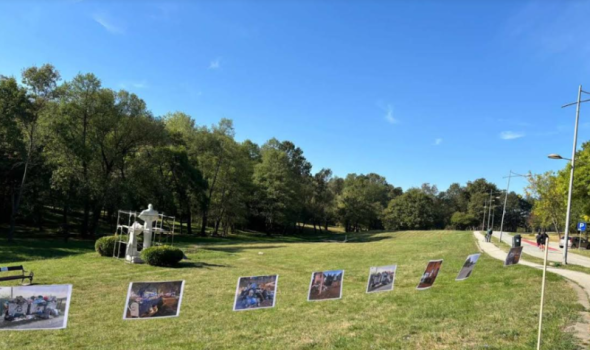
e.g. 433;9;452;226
0;265;33;285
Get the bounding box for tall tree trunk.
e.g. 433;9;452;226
8;125;35;242
186;207;193;235
81;198;90;237
63;199;70;242
90;203;102;236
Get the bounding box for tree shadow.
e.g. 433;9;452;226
200;245;286;254
0;238;95;264
174;261;231;269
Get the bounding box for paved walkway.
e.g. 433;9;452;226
475;231;590;344
474;231;590;301
492;231;590;268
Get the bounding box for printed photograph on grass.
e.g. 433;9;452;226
123;281;184;320
366;265;397;293
505;246;523;267
456;253;481;281
308;270;344;301
416;260;443;290
233;275;278;311
0;284;72;331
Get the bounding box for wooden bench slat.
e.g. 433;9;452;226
0;266;24;272
0;266;33;284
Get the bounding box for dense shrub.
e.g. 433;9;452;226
140;245;184;267
95;236;122;257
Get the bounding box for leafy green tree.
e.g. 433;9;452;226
526;171;566;234
0;77;29;235
450;212;478;230
337;173;399;232
8;65;60;240
382;188;436;230
252;145;297;233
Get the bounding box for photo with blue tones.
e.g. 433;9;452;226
233;275;278;311
123;281;184;320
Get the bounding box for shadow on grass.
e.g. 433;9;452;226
175;261;231;269
0;238;95;264
200;245;286;254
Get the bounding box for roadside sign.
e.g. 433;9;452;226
578;222;586;232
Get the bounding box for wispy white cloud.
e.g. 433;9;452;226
434;138;443;146
496;118;531;127
119;80;148;90
384;104;398;124
209;58;221;70
93;13;123;34
499;131;525;140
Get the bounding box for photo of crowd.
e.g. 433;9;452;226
504;246;523;267
417;260;443;290
456;254;481;281
0;285;72;331
233;275;278;311
123;281;184;319
366;265;397;293
308;270;344;301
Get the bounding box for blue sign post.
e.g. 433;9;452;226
578;222;587;232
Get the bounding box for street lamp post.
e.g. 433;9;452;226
482;203;487;231
487;190;493;230
549;85;590;264
491;207;495;230
499;171;531;243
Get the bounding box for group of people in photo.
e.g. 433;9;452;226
2;248;528;330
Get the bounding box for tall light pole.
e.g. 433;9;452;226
487;190;493;230
499;171;531;243
482;203;487;231
550;85;590;264
491;207;495;230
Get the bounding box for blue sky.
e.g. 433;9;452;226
1;0;590;193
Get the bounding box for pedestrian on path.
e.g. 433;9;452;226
541;230;549;251
486;228;492;242
536;230;542;250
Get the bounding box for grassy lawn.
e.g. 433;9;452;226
0;230;583;349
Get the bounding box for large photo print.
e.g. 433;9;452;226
308;270;344;301
504;246;523;267
416;260;443;290
123;281;184;320
366;265;397;293
0;284;72;331
456;254;481;281
233;275;278;311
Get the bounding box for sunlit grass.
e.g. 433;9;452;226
0;231;582;349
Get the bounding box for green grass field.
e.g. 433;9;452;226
0;231;584;349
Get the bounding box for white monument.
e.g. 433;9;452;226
125;221;144;263
139;204;159;250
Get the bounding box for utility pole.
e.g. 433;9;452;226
487;189;493;230
499;171;531;243
561;85;589;264
491;207;495;230
482;203;487;231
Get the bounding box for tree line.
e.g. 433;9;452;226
526;141;590;235
1;64;534;240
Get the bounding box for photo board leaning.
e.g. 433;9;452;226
0;284;73;331
123;281;185;320
233;275;279;311
504;246;523;267
366;265;397;293
416;260;443;290
308;270;344;301
456;253;481;281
